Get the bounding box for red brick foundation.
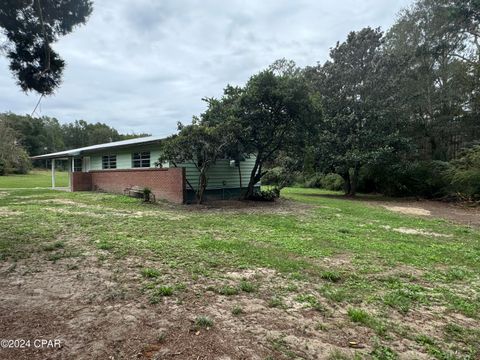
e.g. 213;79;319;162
71;168;185;204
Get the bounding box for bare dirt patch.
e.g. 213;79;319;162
186;198;314;216
1;245;475;359
381;225;452;238
0;207;23;216
376;200;480;227
383;206;431;216
41;207;185;220
317;194;480;227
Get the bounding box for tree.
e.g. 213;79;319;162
309;27;409;196
0;112;149;158
385;0;479;161
0;0;93;95
60;120;141;149
234;61;321;199
158;122;233;204
0;122;31;175
0;112;64;155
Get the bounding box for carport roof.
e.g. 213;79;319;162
31;135;166;160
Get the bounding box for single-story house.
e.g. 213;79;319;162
32;136;258;203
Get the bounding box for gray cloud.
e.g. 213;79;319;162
0;0;412;135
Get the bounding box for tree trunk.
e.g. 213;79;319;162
196;168;208;204
341;171;351;196
243;156;261;200
350;164;360;197
237;163;242;199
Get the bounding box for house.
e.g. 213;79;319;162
32;136;257;203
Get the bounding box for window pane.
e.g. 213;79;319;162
102;155;116;169
74;158;82;172
132;152;149;167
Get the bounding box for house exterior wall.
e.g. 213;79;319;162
85;144;257;192
89;145;162;170
71;168;185;204
180;157;256;190
71;171;92;191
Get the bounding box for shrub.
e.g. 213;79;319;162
143;187;152;202
262;167;297;189
447;145;480;200
0;159;6;176
13;151;32;174
320;173;344;191
360;161;450;198
303;174;324;188
250;188;280;201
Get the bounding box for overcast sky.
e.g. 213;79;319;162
0;0;412;136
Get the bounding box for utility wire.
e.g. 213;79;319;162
31;94;44;117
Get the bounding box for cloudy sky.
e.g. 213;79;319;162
0;0;412;136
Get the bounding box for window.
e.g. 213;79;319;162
132;152;150;168
102;155;117;169
73;158;82;172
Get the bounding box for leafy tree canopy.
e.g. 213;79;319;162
307;27;410;195
0;0;93;95
158;121;235;204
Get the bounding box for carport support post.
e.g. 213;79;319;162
51;158;56;189
70;157;74;190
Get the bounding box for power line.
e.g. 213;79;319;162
31;94;44;117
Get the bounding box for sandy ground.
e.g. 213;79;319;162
0;251;376;360
375;199;480;228
0;195;478;359
318;194;480;228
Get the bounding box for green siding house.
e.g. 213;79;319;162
32;136;258;203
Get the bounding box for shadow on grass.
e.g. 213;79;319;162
292;192;405;203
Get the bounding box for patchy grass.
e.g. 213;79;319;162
218;285;239;296
231;305;244;316
0;169;69;188
320;270;342;282
42;241;65;252
195;316;213;328
268;296;285;308
239;280;256;293
0;187;479;358
140;267;161;278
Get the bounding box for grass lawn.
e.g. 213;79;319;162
0;169;69;188
0;187;478;359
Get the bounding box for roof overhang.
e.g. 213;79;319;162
31;135;166;160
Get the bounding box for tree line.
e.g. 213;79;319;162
160;0;480;202
0;112;148;175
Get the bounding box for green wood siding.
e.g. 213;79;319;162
89;145;162;170
181;157;257;190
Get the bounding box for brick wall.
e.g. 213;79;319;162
71;172;92;191
71;168;185;204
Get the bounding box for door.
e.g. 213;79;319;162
83;156;91;172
